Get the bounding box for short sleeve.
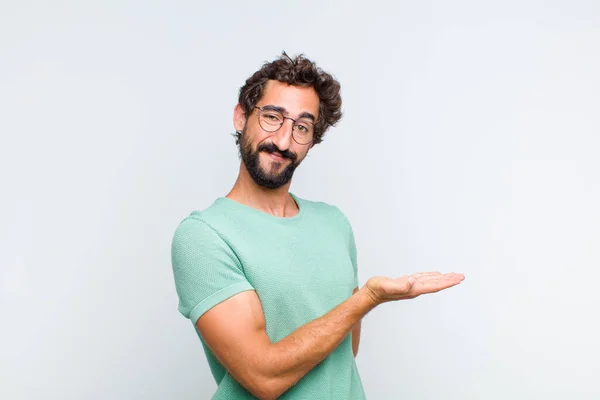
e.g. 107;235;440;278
171;217;254;325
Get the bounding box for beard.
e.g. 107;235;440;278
238;129;302;189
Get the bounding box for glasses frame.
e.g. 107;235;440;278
254;106;315;145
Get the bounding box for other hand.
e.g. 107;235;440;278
363;272;465;305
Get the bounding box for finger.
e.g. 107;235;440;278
441;273;465;282
396;273;440;286
413;272;464;283
432;274;464;285
413;274;463;287
409;272;442;280
411;277;462;294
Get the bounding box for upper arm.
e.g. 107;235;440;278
196;290;273;397
171;217;254;322
171;217;271;396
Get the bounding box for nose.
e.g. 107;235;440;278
270;118;294;151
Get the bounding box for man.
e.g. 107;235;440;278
171;52;465;399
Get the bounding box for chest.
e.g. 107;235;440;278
231;222;355;336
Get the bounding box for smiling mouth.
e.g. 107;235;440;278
266;152;285;161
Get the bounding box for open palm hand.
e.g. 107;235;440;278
364;272;465;305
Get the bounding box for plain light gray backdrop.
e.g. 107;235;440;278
1;1;599;399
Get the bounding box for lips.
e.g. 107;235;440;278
266;152;285;161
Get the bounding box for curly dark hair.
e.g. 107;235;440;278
237;52;342;145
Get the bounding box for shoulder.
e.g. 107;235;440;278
172;198;231;236
171;208;241;272
171;201;231;250
171;215;219;257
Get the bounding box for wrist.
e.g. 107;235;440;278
356;285;379;310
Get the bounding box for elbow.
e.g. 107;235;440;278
236;347;296;399
246;378;286;400
246;386;273;400
243;370;289;400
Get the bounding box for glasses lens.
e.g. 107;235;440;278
259;110;284;132
293;120;314;144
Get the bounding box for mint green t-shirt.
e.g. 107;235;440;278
171;193;366;399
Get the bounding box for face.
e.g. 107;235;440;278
234;80;319;189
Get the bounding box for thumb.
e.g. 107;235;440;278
402;276;415;292
393;276;415;293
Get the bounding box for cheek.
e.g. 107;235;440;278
296;147;310;162
244;127;269;148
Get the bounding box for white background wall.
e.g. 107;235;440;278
1;1;599;399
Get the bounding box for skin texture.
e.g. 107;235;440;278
227;80;317;218
197;272;464;399
196;80;466;399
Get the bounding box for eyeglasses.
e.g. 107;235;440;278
254;106;315;145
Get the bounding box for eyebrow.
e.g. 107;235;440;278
261;104;316;122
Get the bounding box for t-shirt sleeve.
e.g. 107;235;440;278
171;217;254;325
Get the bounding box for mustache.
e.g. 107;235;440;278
257;142;297;162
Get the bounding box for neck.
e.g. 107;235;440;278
225;163;299;218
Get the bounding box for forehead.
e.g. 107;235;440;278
260;80;319;119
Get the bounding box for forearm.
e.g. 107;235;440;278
258;287;376;397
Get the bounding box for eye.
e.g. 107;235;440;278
295;121;313;135
263;112;282;122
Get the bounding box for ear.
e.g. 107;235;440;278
233;104;246;132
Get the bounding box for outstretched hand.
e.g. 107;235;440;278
364;272;465;305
